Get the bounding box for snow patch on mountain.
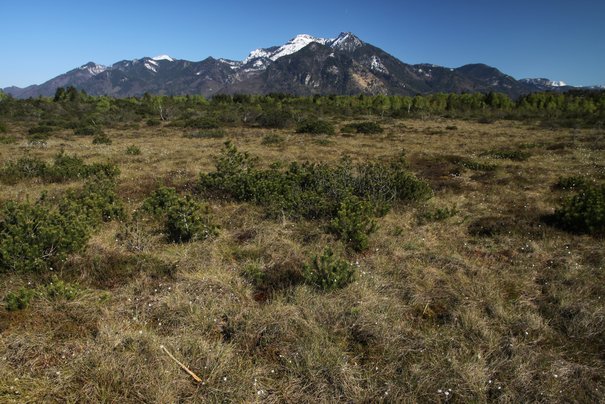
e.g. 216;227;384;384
370;56;388;74
520;78;568;87
152;54;174;62
329;32;364;52
79;63;107;75
144;62;157;73
244;34;330;64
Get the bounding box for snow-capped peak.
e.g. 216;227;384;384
244;33;330;64
520;78;568;88
79;62;107;75
270;34;329;60
329;32;364;52
152;54;174;62
549;80;567;87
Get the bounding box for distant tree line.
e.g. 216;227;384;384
0;87;604;130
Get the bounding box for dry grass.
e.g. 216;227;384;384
1;118;604;402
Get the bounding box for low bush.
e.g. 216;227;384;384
183;116;220;129
74;126;101;136
4;278;81;310
0;152;119;184
0;156;48;184
126;145;142;155
0;200;91;272
341;121;383;134
330;196;377;251
553;175;592;191
261;133;285;145
141;187;218;243
198;143;430;250
92;132;112;145
141;187;180;217
256;109;293;129
0;135;17;144
551;184;605;235
60;175;125;225
303;248;355;291
483;149;530;161
296;118;335;135
28;125;54;136
417;204;458;224
166;197;219;243
199;142;431;222
4;287;35;311
41;278;81;301
0;121;7;133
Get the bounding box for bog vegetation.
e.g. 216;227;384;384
0;88;604;402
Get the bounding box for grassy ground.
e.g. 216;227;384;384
1;117;604;402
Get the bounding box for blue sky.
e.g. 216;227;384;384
1;0;604;88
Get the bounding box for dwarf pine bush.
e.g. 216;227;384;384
296;118;335;135
165;196;218;243
330;195;377;252
303;248;355;291
0;152;119;184
198;142;430;249
142;187;218;243
4;287;35;311
0;201;91;272
552;184;605;235
341;121;383;134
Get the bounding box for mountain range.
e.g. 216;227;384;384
1;32;587;99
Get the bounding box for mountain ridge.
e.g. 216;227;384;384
1;32;584;99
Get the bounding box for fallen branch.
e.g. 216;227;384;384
160;345;203;383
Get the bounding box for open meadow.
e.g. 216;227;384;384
0;93;604;402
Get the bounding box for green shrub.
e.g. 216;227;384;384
141;187;180;217
27;125;54;136
126;145;142;155
0;152;119;184
92;132;112;145
141;187;218;243
330;196;377;251
553;175;591;191
296;118;335;135
261;133;285;145
165;196;218;243
74;126;101;136
0;156;48;184
418;204;458;224
483;149;530;161
183;116;220;129
0;122;7;133
4;287;35;311
303;248;355;291
551;184;605;235
0;201;91;272
41;278;81;301
60;175;124;225
256;109;293;129
0;135;17;145
4;279;81;310
458;159;497;171
146;118;161;126
198;142;431;222
341;121;383;134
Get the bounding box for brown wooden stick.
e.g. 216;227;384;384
160;345;203;383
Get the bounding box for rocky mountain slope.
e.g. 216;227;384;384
2;33;574;98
